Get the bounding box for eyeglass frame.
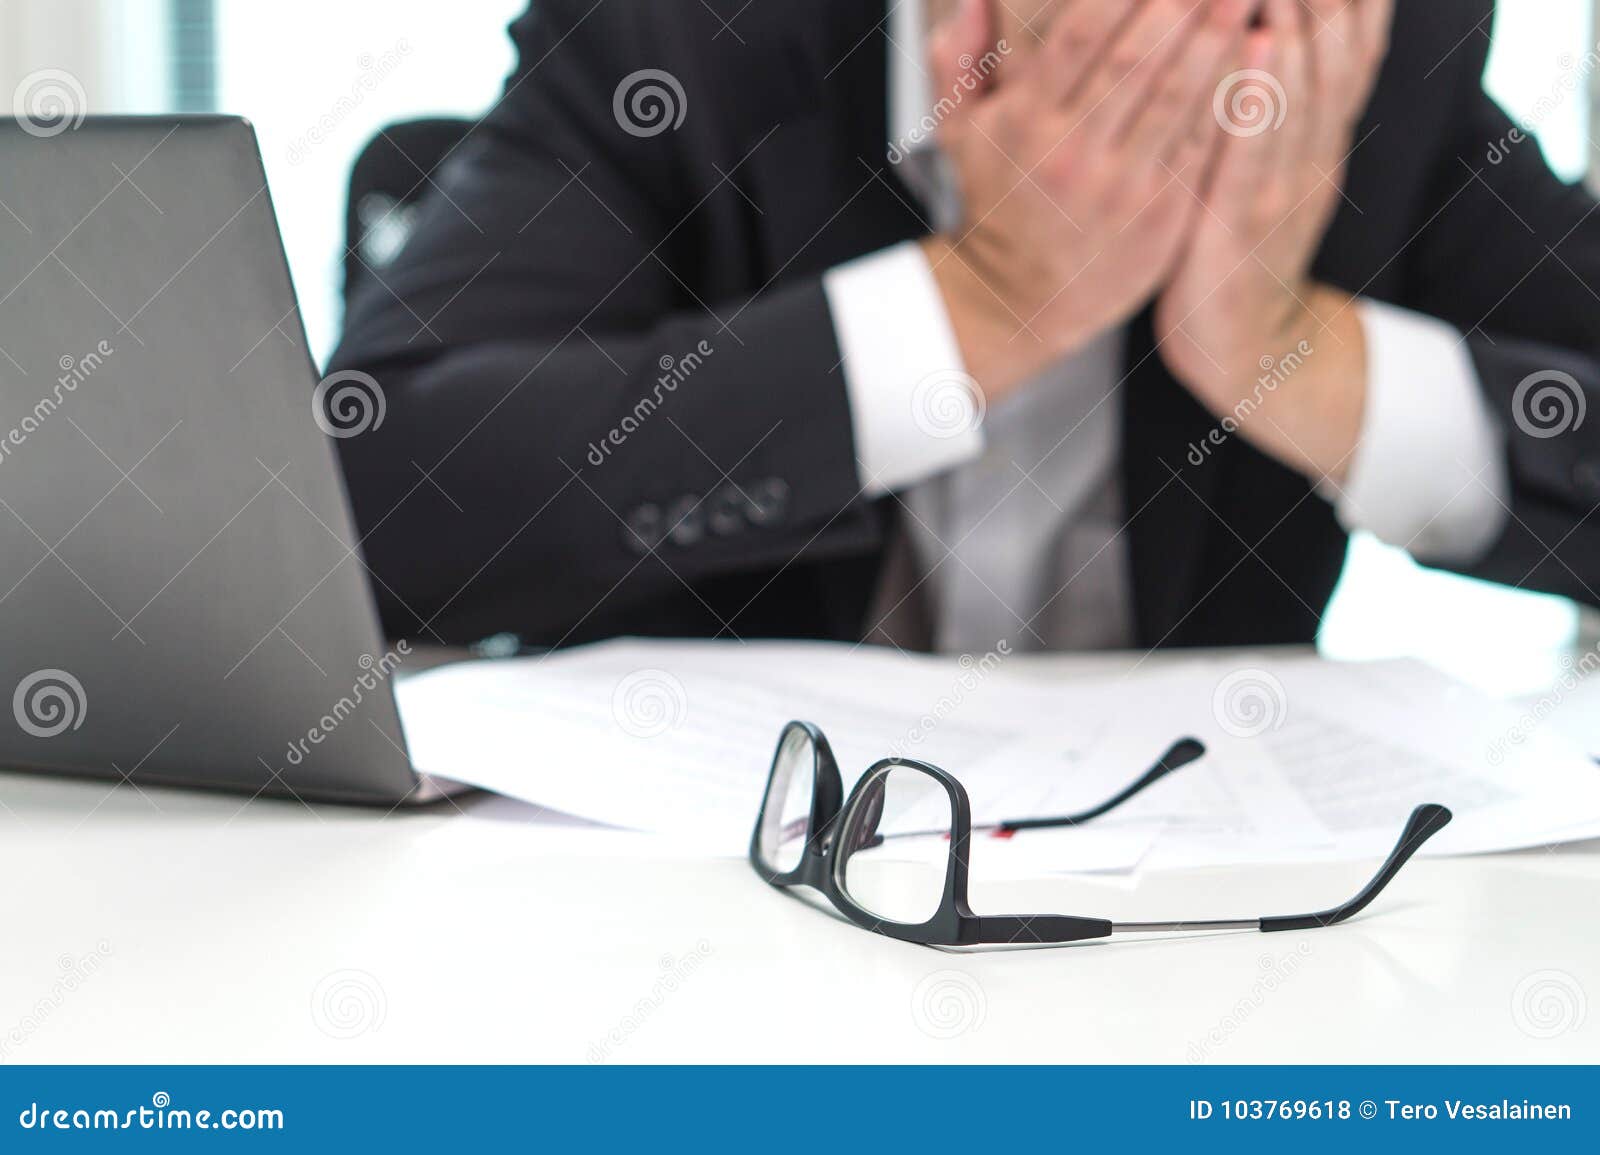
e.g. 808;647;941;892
749;720;1454;949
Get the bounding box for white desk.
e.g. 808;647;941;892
3;647;1597;1064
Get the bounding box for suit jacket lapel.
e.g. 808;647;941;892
1121;308;1227;647
730;1;925;274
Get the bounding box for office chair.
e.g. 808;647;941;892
342;117;471;306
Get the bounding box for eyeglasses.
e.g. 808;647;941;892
749;721;1453;948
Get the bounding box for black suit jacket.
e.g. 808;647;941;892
330;0;1600;650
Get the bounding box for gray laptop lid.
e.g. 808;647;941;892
0;116;423;804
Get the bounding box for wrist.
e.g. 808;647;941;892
1208;285;1320;388
920;235;1087;403
1292;285;1368;483
1190;284;1342;393
1258;286;1369;483
1174;281;1369;483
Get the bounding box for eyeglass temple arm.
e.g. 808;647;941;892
1110;803;1454;935
968;804;1452;945
994;737;1207;834
867;737;1207;849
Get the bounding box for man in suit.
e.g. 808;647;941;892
330;0;1600;654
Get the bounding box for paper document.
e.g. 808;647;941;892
398;639;1154;860
1110;658;1600;867
395;639;1600;870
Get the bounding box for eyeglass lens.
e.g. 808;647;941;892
835;764;953;925
757;727;816;873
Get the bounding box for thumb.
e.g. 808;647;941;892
927;0;1001;122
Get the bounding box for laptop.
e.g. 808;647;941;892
0;115;452;805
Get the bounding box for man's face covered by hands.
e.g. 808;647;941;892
913;0;1396;486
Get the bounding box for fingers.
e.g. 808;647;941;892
1072;0;1211;141
1304;0;1362;121
1265;0;1310;183
1358;0;1396;59
1354;0;1396;102
1159;86;1227;216
1037;0;1138;107
928;0;1000;123
1298;0;1364;173
1205;28;1280;220
1122;0;1254;162
1304;0;1393;106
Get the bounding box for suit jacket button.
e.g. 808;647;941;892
745;477;790;525
667;495;705;546
624;504;664;554
708;485;744;536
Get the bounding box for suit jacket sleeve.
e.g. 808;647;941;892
328;0;873;642
1401;1;1600;604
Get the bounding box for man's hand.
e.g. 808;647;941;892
924;0;1255;404
1154;0;1395;483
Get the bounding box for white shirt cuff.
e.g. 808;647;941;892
823;241;985;496
1330;299;1509;564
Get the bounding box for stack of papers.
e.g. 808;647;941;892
393;639;1600;874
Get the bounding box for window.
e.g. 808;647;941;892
211;0;527;360
1320;1;1592;687
1;0;524;358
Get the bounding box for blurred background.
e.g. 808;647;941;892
2;0;1597;684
